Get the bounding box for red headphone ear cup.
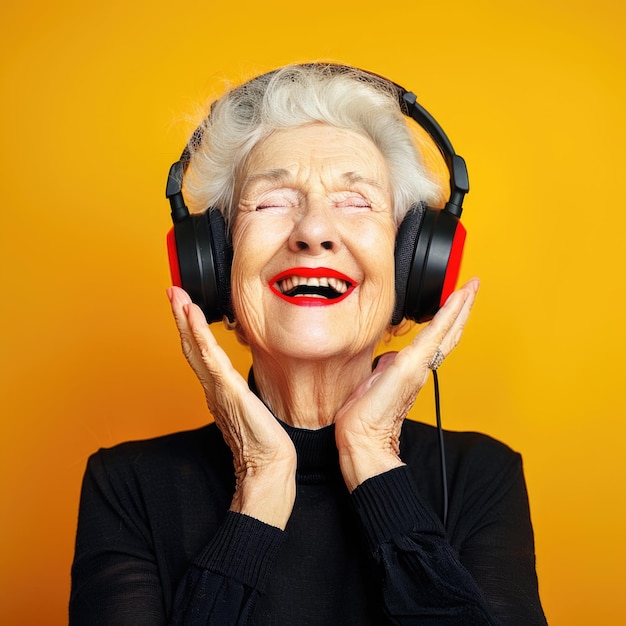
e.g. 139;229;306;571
165;211;232;323
167;227;182;288
439;219;466;308
395;207;466;324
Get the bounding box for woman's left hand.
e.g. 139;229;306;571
334;278;480;492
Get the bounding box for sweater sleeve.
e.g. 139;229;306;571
351;464;547;626
169;512;283;625
70;450;283;626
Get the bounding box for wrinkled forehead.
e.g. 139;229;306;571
238;124;391;192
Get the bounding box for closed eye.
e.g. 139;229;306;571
334;193;372;212
338;198;370;208
255;189;299;211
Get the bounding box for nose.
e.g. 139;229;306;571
288;196;341;254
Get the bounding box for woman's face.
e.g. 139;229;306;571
230;123;397;362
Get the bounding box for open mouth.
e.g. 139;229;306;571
269;267;357;306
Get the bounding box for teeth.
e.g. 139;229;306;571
277;275;350;294
328;277;347;294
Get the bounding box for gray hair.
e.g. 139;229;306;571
182;64;442;227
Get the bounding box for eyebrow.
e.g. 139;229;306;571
240;168;292;193
341;171;384;189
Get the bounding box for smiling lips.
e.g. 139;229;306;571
269;267;357;306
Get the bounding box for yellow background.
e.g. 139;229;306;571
1;0;624;623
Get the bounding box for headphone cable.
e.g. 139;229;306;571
433;369;449;529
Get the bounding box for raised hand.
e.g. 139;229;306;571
167;286;297;528
334;279;480;492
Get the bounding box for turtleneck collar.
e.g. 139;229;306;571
248;368;341;483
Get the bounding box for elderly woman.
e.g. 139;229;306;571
70;64;547;625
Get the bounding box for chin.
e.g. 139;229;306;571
266;314;383;363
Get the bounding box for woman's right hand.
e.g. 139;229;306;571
167;286;297;529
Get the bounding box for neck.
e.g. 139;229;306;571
250;349;374;429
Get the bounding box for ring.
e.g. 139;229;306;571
428;348;445;370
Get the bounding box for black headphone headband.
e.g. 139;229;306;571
165;63;469;324
167;64;468;220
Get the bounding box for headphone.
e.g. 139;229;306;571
166;65;469;325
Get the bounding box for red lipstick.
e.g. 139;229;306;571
269;267;357;306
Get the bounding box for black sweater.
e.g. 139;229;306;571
70;419;547;625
